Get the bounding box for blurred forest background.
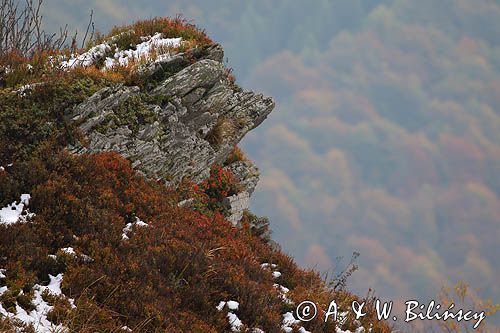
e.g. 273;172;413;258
42;0;499;327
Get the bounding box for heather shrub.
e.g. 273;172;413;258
0;151;391;331
0;12;391;332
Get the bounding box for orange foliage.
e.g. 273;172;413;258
0;151;389;331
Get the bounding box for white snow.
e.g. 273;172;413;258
282;312;299;326
58;247;93;263
273;283;292;304
281;312;310;333
216;300;226;311
260;263;277;270
0;302;8;316
261;263;282;279
217;300;244;332
60;247;76;256
335;326;367;333
121;223;133;239
2;273;73;333
60;32;182;71
0;193;34;225
122;216;148;240
227;312;243;332
216;300;239;311
0;269;6;307
282;312;300;332
80;253;94;263
15;82;43;96
226;300;239;311
60;43;111;69
111;33;181;68
135;219;148;227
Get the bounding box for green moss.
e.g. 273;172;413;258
134;59;188;90
95;93;167;135
0;75;109;166
112;31;141;51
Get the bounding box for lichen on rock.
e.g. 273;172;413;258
67;42;274;224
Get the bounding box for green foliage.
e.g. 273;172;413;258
240;210;272;243
0;71;113;169
95;94;161;134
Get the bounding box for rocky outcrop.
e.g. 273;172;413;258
67;43;274;224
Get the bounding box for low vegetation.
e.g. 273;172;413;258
0;11;391;332
0;151;391;332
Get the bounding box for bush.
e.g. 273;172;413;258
0;151;391;331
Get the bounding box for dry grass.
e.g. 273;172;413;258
224;146;248;165
205;118;237;147
1;16;212;89
103;16;212;48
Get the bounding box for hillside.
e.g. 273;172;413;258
0;18;391;332
109;1;497;325
36;1;500;330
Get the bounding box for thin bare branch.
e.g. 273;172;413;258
0;0;93;61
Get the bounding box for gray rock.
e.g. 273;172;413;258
68;44;274;223
223;191;251;226
225;161;260;195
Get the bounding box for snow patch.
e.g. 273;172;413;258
282;312;300;332
217;299;244;332
111;33;181;68
60;32;182;71
60;247;76;256
226;300;239;311
216;300;226;311
215;300;239;311
260;262;277;270
2;273;74;332
273;283;292;304
15;82;43;96
60;43;111;69
0;194;34;225
227;312;243;332
334;326;368;333
122;217;148;240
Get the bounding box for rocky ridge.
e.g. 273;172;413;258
67;43;274;224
